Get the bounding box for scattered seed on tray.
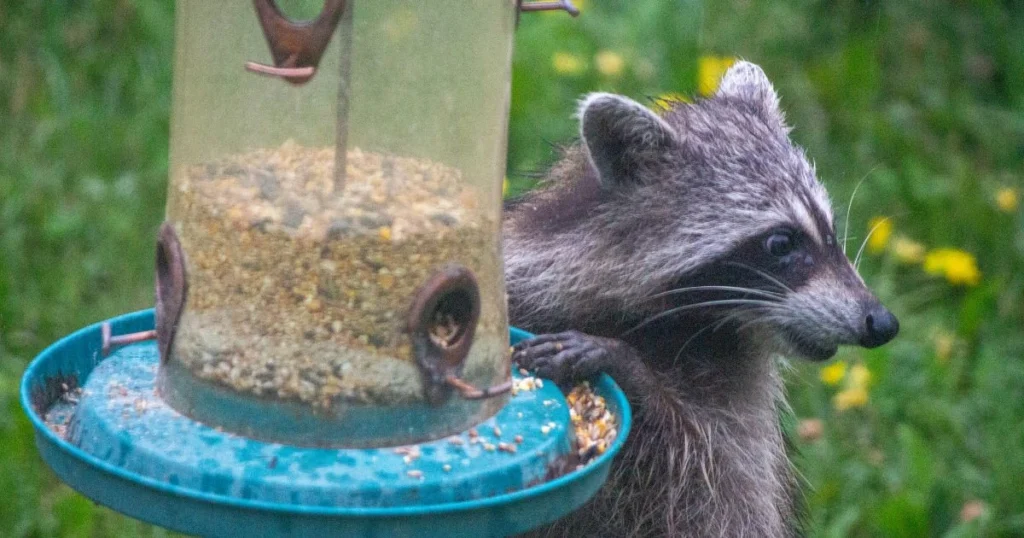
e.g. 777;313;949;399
511;376;542;395
567;381;618;466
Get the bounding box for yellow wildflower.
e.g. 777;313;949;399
924;248;981;286
551;52;585;75
595;50;625;77
819;361;847;386
848;363;871;388
651;92;690;111
697;55;736;96
833;386;868;411
866;216;892;254
934;332;954;363
891;236;925;264
996;187;1018;213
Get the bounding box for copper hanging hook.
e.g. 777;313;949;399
517;0;580;26
518;0;580;16
101;323;157;357
100;223;186;358
246;0;348;85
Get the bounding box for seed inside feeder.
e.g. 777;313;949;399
165;141;508;409
429;312;461;349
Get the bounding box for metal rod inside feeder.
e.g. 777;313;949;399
334;0;353;191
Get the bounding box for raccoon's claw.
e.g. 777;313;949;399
512;331;613;385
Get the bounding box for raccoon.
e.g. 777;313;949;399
506;61;899;537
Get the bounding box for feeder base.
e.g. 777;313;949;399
21;310;631;538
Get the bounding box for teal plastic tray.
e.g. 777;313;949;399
21;310;631;537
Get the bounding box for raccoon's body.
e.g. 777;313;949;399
505;62;898;537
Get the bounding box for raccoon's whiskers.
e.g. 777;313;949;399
853;216;890;270
715;305;772;331
644;286;785;302
672;323;717;365
724;262;795;294
735;313;777;335
671;306;769;365
622;299;780;337
842;168;875;255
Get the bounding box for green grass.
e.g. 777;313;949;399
2;1;1024;536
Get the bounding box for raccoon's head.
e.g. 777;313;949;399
572;61;898;361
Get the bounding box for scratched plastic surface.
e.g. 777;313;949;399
21;310;631;537
65;341;569;507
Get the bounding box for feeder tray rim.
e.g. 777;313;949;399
21;309;632;517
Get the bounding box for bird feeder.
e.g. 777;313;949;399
159;0;518;448
21;1;630;537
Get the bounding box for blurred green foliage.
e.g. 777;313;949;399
2;0;1023;536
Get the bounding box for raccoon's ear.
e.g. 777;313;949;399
578;93;679;190
716;61;788;132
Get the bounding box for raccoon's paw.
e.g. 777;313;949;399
511;331;616;386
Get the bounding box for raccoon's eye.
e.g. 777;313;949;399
766;231;795;257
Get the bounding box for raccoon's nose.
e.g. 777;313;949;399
860;305;899;348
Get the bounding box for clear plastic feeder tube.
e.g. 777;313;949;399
159;0;515;447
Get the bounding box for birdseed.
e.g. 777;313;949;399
567;381;617;465
165;141;508;408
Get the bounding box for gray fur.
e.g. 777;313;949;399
506;61;892;537
506;65;836;332
579;93;680;189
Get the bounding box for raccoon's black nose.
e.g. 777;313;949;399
860;305;899;348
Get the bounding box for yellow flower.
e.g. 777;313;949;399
651;92;690;111
697;55;736;96
892;236;925;264
866;216;892;254
924;248;981;286
934;332;955;363
833;386;869;411
819;361;847;386
595;50;625;77
996;187;1018;213
551;52;585;75
848;363;871;388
